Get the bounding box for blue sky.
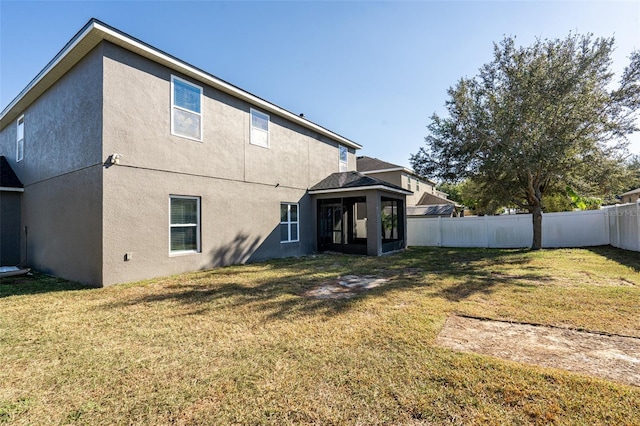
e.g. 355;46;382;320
1;1;638;168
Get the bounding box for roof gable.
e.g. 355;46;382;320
356;156;403;172
356;156;437;186
0;19;361;151
417;192;456;206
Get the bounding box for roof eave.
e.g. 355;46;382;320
309;185;412;196
0;19;363;150
360;167;406;174
620;188;640;197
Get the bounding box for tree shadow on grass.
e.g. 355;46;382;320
407;248;551;302
0;272;91;298
102;259;364;318
586;245;640;274
100;247;541;319
436;271;550;302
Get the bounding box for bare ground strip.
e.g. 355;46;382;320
436;315;640;387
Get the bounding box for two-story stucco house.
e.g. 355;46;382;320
0;19;409;287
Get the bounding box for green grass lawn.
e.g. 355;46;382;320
1;246;639;425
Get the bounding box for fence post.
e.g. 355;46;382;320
437;216;442;247
615;204;621;248
485;215;489;248
603;208;609;246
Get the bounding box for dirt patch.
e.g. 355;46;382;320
303;275;389;299
436;315;640;387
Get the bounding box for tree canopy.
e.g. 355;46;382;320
411;34;640;249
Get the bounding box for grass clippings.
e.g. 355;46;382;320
0;246;639;425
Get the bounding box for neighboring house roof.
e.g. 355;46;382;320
0;156;23;191
356;156;436;185
417;192;456;206
407;204;456;216
0;19;361;151
620;188;640;197
309;171;412;195
357;156;404;173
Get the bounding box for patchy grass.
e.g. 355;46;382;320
0;246;639;425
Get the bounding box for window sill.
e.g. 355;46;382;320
169;250;201;257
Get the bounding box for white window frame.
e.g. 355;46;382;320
250;108;270;148
171;75;203;141
169;195;201;256
416;179;420;192
407;175;412;191
16;115;24;162
339;145;348;172
280;202;300;243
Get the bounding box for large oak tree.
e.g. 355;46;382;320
411;34;640;249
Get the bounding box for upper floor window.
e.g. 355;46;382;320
416;179;420;192
250;108;270;148
339;145;348;172
407;175;412;191
171;76;202;141
16;115;24;162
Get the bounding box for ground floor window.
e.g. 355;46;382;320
280;203;299;243
170;196;200;254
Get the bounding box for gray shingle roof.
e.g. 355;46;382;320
417;192;455;206
0;156;22;189
356;156;437;186
310;171;409;193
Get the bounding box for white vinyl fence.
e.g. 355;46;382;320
408;201;640;251
607;202;640;252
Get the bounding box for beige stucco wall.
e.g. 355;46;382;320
100;41;356;286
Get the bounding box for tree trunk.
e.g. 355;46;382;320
531;204;543;250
